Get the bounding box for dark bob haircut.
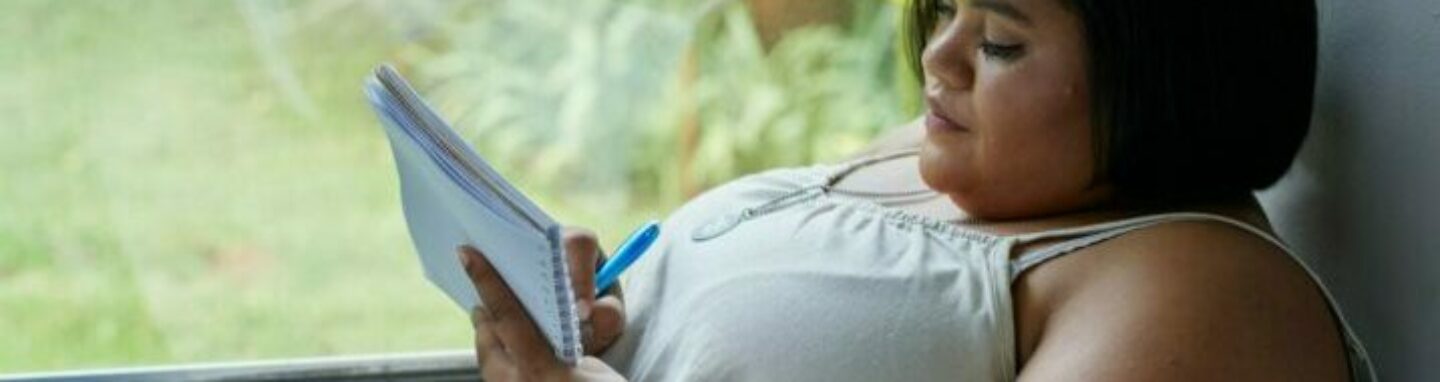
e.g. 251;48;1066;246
906;0;1318;203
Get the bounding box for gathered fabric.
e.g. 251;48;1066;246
600;152;1375;381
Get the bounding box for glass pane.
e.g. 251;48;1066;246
0;0;912;373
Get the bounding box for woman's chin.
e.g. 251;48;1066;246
917;145;1018;221
917;140;963;192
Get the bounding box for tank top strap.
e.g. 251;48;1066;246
1008;212;1289;279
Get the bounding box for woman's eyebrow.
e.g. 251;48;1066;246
969;0;1033;25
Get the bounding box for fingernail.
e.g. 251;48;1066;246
577;300;593;321
456;246;473;268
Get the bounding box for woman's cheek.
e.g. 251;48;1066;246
957;71;1094;217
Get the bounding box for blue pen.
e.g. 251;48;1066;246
595;220;661;293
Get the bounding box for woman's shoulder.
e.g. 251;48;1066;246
1092;218;1328;304
1016;216;1351;380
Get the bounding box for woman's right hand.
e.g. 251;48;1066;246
461;243;625;382
562;228;627;355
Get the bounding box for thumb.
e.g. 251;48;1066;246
586;295;626;353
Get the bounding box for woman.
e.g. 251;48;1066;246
458;0;1376;380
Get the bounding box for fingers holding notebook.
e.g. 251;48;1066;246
561;227;627;355
461;245;627;382
460;246;561;373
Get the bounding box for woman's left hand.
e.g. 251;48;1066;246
460;246;627;382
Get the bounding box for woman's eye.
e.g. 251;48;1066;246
979;40;1025;61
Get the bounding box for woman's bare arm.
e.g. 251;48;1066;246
1015;222;1350;381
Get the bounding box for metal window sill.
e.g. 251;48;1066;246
0;350;480;382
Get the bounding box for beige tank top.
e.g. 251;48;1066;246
600;152;1376;381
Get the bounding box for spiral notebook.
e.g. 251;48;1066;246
364;64;582;365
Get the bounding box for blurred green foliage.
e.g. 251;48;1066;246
681;2;912;193
400;0;916;210
0;0;913;373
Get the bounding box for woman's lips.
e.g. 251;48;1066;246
925;110;968;134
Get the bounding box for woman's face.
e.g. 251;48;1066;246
919;0;1111;220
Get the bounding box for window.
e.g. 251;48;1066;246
0;0;911;375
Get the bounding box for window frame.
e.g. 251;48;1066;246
0;350;478;382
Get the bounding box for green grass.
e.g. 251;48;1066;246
0;0;658;373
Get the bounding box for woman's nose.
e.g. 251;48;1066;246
921;26;975;91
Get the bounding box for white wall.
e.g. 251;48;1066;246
1257;0;1440;380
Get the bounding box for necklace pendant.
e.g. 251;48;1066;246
691;212;744;242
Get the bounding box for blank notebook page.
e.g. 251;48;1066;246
365;64;582;365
